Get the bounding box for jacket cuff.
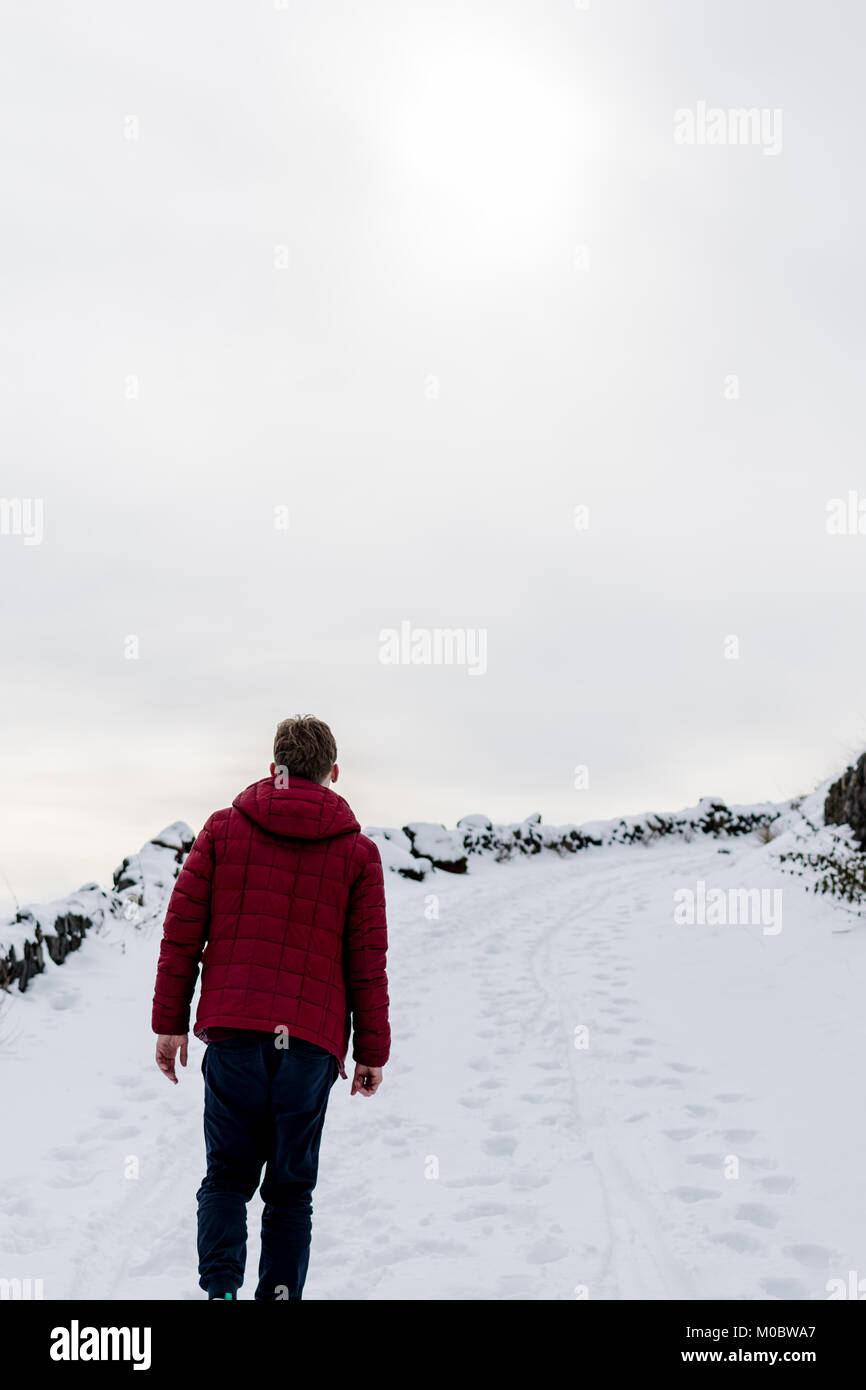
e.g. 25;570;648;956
352;1049;389;1066
152;1017;190;1035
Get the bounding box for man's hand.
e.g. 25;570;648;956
351;1062;383;1096
156;1033;188;1084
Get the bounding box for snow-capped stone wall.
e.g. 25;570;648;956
0;823;194;995
362;796;788;879
0;793;807;996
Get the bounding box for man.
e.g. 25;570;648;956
151;715;390;1301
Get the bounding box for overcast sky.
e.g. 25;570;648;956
1;0;865;910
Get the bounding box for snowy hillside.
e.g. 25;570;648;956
1;779;865;1300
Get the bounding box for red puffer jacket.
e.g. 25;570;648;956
151;776;390;1079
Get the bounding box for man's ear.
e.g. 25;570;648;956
331;763;339;785
269;762;277;776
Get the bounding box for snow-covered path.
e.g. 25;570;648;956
2;834;865;1300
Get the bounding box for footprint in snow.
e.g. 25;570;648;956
524;1236;569;1264
663;1127;701;1142
758;1174;797;1195
416;1238;471;1256
721;1128;758;1144
712;1231;763;1254
48;1144;91;1161
761;1277;810;1299
453;1203;509;1221
360;1242;418;1269
735;1203;778;1229
482;1135;518;1157
46;1170;97;1189
510;1169;550;1190
672;1186;720;1204
443;1174;502;1189
49;990;80;1011
783;1244;837;1269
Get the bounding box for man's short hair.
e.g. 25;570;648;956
273;715;337;784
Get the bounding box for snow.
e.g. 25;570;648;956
148;823;195;853
112;825;194;922
363;828;432;880
1;799;864;1299
403;822;467;870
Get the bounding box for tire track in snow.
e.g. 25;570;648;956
523;853;698;1298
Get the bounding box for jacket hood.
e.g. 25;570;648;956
232;776;361;841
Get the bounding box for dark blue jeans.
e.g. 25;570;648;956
196;1032;338;1300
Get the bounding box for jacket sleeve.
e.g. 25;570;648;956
344;840;391;1066
151;816;215;1034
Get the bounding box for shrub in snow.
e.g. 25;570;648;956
600;799;781;848
456;814;496;855
777;815;866;912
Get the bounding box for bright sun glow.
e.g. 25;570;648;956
388;41;595;263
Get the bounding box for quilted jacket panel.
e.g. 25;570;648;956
150;775;390;1078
